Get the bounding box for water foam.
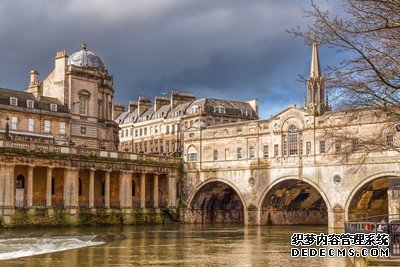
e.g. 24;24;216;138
0;236;105;260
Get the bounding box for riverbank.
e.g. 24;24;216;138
0;207;178;228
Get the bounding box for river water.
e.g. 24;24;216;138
0;224;349;266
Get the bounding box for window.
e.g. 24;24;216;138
79;98;88;116
191;105;200;113
132;181;136;197
135;129;138;137
26;100;34;109
263;145;269;158
139;129;142;136
213;149;218;161
214;106;226;114
60;122;66;135
242;109;252;116
286;125;299;156
386;134;394;147
44;120;51;133
149;126;153;135
144;128;147;136
249;146;255;159
16;175;25;188
320;141;326;154
11;116;18;130
306;142;311;155
274;144;279;157
335;140;342;153
121;130;124;138
237;147;243;159
81;127;86;134
187;146;198;162
166;126;170;134
10;97;18;106
78;179;82;196
28;118;35;132
50;104;57;112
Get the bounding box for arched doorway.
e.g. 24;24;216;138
260;179;328;225
347;177;389;222
189;181;244;224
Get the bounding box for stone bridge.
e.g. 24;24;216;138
182;154;400;229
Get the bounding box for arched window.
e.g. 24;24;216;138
16;175;25;188
78;178;82;196
187;145;198;162
132;180;136;197
283;125;302;156
51;177;55;196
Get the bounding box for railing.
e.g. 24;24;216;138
345;220;400;257
0;138;181;164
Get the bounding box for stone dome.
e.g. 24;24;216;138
67;43;105;68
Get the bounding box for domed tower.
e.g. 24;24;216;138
41;43;119;150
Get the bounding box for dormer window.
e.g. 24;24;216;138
50;104;57;112
241;109;252;116
214;106;225;114
191;105;200;114
26;100;34;109
10;97;18;106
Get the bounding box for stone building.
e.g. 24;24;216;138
116;91;259;155
0;43;119;150
182;40;400;228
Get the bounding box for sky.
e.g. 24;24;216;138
0;0;339;118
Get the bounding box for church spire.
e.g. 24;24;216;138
310;37;321;79
306;37;325;115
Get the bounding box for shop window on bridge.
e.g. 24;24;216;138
187;145;198;162
386;134;394;148
249;146;255;159
283;125;301;156
263;145;269;158
16;175;25;188
213;149;218;161
335;140;342;153
320;140;326;154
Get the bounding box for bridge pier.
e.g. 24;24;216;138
244;209;260;225
328;204;345;230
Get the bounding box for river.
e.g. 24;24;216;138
0;224;350;266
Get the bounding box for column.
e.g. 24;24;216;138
89;170;95;208
63;169;71;207
107;94;112;120
125;172;133;208
119;172;126;208
102;93;106;120
0;164;15;208
27;166;33;207
46;167;52;207
70;169;79;208
153;174;159;208
105;171;110;208
168;174;177;207
141;173;146;209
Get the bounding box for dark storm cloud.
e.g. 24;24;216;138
0;0;338;117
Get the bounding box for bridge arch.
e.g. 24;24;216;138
187;178;247;224
345;172;398;222
258;176;331;225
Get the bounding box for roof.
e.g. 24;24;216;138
167;102;190;118
187;98;258;118
68;43;105;69
0;87;69;113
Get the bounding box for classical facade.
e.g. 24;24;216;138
182;40;400;228
115;91;258;155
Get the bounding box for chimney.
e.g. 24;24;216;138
138;96;151;116
29;70;39;86
170;90;196;109
129;100;138;112
27;70;42;100
112;103;125;120
246;99;259;117
154;96;170;111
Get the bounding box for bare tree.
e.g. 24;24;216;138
291;0;400;155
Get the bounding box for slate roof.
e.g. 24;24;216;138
0;87;69;113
